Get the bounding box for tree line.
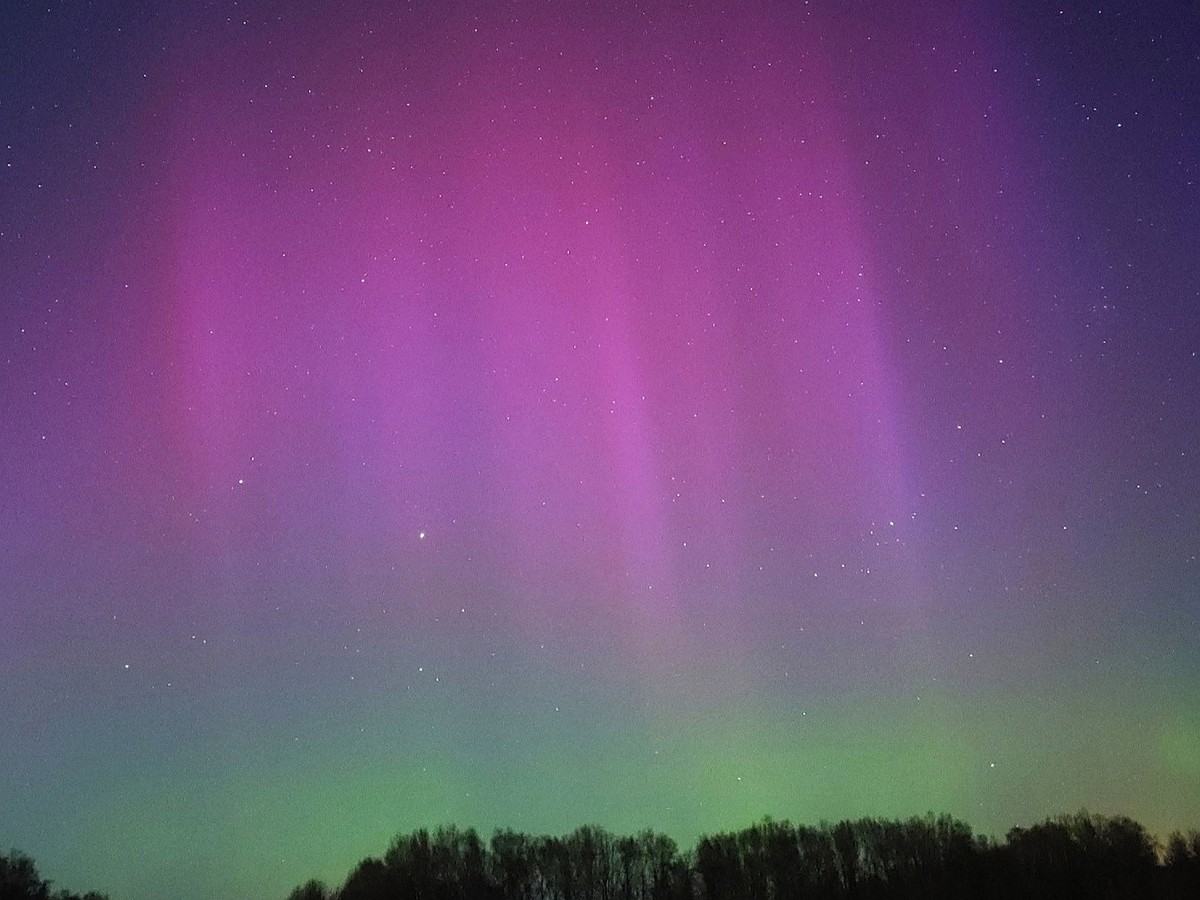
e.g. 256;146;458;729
6;810;1200;899
289;812;1200;900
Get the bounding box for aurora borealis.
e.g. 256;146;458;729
2;1;1199;898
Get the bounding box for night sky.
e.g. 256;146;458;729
2;1;1199;898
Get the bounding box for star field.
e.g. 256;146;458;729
2;2;1199;899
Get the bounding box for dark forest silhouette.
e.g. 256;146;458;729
6;811;1200;900
287;812;1200;900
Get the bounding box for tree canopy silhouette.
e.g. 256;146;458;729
0;849;109;900
285;811;1200;900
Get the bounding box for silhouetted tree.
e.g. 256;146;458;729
1005;811;1157;900
795;823;840;898
285;879;330;900
615;836;641;900
832;819;861;897
491;830;535;900
534;835;572;900
757;819;802;900
338;857;389;900
1163;830;1200;899
0;850;109;900
1;849;48;900
641;831;685;900
695;832;743;900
